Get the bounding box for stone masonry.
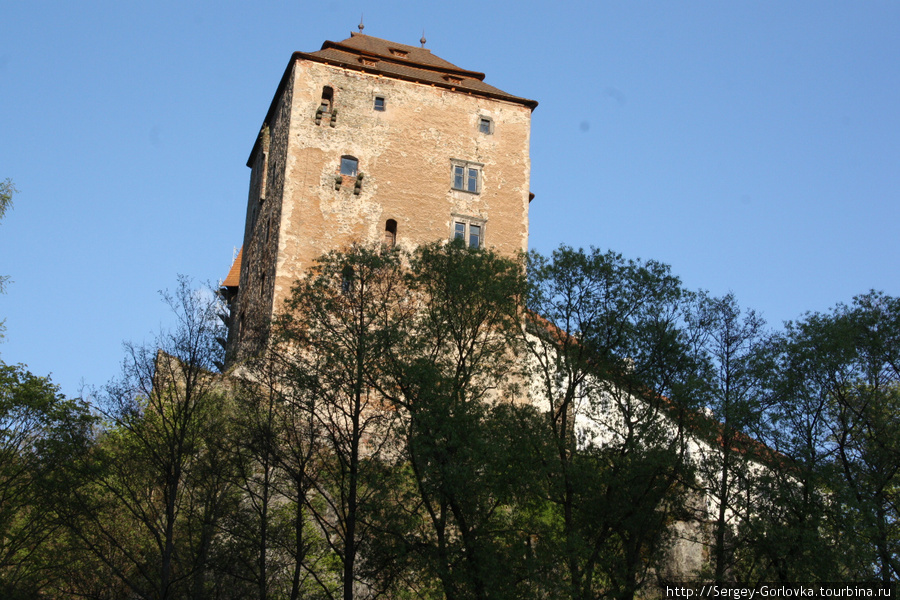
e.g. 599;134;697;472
222;32;537;364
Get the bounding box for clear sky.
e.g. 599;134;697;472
1;1;898;398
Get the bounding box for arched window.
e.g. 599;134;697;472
340;155;358;177
320;86;334;112
384;219;397;247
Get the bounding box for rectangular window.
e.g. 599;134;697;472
454;165;465;190
452;218;484;249
454;221;466;241
450;160;482;194
374;96;386;111
340;156;358;177
468;224;481;248
467;168;478;193
479;117;492;134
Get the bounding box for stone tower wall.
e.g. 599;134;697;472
228;45;533;362
233;63;295;356
268;58;532;318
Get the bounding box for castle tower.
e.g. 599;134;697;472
221;32;537;363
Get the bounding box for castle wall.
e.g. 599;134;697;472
270;59;532;317
232;63;295;357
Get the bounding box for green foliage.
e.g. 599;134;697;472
0;362;94;598
7;239;900;596
51;277;237;600
0;178;14;222
523;246;697;599
0;178;17;341
761;292;900;583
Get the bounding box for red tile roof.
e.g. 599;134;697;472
248;33;537;166
300;33;538;110
222;247;242;288
524;310;786;469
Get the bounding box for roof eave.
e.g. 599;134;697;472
248;51;538;167
319;40;488;81
300;51;537;109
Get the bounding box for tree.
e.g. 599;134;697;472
0;362;94;598
774;292;900;583
224;345;331;600
375;240;545;600
687;293;770;582
522;246;699;600
0;179;13;220
60;277;236;600
1;178;18;341
732;326;848;582
276;245;407;600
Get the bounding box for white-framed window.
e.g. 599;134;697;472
451;216;485;248
478;116;493;134
451;159;482;194
374;96;386;111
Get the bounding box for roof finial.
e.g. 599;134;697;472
420;29;426;48
358;15;364;33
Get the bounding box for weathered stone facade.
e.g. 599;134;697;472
223;33;536;363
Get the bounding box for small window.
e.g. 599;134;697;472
340;156;358;177
451;160;482;194
389;48;409;58
479;117;493;134
320;86;333;112
374;96;386;112
384;219;397;247
452;218;484;249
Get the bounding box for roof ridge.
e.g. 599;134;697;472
345;31;428;54
315;47;487;81
319;33;488;81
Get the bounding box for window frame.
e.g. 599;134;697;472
451;215;486;249
478;116;493;135
450;159;483;194
373;95;386;112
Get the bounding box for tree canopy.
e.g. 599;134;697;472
1;244;898;598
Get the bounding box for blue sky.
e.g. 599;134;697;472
2;1;898;398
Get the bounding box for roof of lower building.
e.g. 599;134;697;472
222;247;242;288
